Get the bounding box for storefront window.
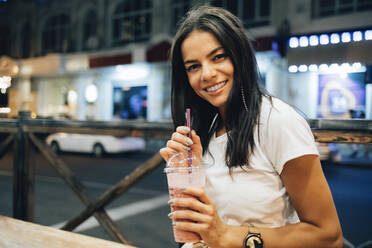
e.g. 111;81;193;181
113;86;147;120
317;72;366;118
112;0;152;46
0;26;10;57
82;9;98;51
172;0;191;33
312;0;372;18
21;22;31;58
211;0;270;27
42;14;71;54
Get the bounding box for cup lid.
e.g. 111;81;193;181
164;166;203;173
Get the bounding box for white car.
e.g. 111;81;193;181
45;133;146;157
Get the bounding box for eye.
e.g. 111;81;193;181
213;53;227;62
186;64;200;72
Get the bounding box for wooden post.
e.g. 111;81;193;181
13;111;34;221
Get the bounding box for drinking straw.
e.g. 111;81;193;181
186;108;192;168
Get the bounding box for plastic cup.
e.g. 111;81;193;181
164;153;205;243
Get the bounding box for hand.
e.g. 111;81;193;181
159;126;203;162
169;187;228;248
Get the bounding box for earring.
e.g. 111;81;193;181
241;86;249;112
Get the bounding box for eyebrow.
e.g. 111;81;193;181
184;46;224;65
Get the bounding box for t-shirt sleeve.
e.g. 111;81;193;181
261;100;319;174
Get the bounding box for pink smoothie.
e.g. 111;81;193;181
169;187;202;243
165;165;205;243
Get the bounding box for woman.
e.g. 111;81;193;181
160;6;343;248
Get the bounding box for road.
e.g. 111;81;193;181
1;148;371;247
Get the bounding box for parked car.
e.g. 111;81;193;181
45;133;146;157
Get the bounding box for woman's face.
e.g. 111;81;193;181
181;30;234;115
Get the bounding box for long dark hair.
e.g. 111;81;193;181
170;6;268;171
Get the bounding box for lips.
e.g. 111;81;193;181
205;80;227;92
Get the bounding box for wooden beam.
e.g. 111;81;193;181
0;134;14;157
0;126;18;133
23;126;172;139
21;119;173;139
62;153;164;231
312;130;372;144
28;133;131;244
0;118;18;133
0;215;135;248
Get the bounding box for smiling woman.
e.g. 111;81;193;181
160;5;343;248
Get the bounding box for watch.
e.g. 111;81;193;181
243;231;264;248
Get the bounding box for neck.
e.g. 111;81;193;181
219;106;225;122
216;126;226;137
216;111;226;137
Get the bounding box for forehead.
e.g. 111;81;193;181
181;30;222;60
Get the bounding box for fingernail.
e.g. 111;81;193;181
179;186;186;191
168;199;174;204
181;127;190;133
183;146;190;151
168;212;174;218
172;221;177;226
186;138;193;145
169;148;177;153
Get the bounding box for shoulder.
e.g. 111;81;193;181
258;96;318;174
260;96;308;129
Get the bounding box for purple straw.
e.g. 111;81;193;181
186;108;192;169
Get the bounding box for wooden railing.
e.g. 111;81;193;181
0;111;371;246
0;111;172;245
0;215;135;248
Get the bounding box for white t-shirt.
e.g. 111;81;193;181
201;96;319;228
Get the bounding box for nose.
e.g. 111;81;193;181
201;63;216;82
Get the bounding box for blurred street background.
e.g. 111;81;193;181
0;145;371;247
1;0;372;247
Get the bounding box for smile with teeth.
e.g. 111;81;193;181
205;80;227;92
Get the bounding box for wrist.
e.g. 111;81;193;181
217;224;248;248
243;226;264;248
216;222;230;248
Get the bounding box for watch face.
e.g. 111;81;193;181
245;234;263;248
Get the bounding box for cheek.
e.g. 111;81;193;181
187;74;200;90
223;62;234;76
187;76;205;99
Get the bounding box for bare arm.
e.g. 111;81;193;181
253;155;343;248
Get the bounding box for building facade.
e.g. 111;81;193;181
1;0;371;120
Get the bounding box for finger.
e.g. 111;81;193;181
182;187;213;205
170;196;211;214
172;220;209;234
159;147;177;162
169;209;212;224
190;130;201;144
189;131;203;157
176;126;191;135
166;140;191;152
171;132;194;147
